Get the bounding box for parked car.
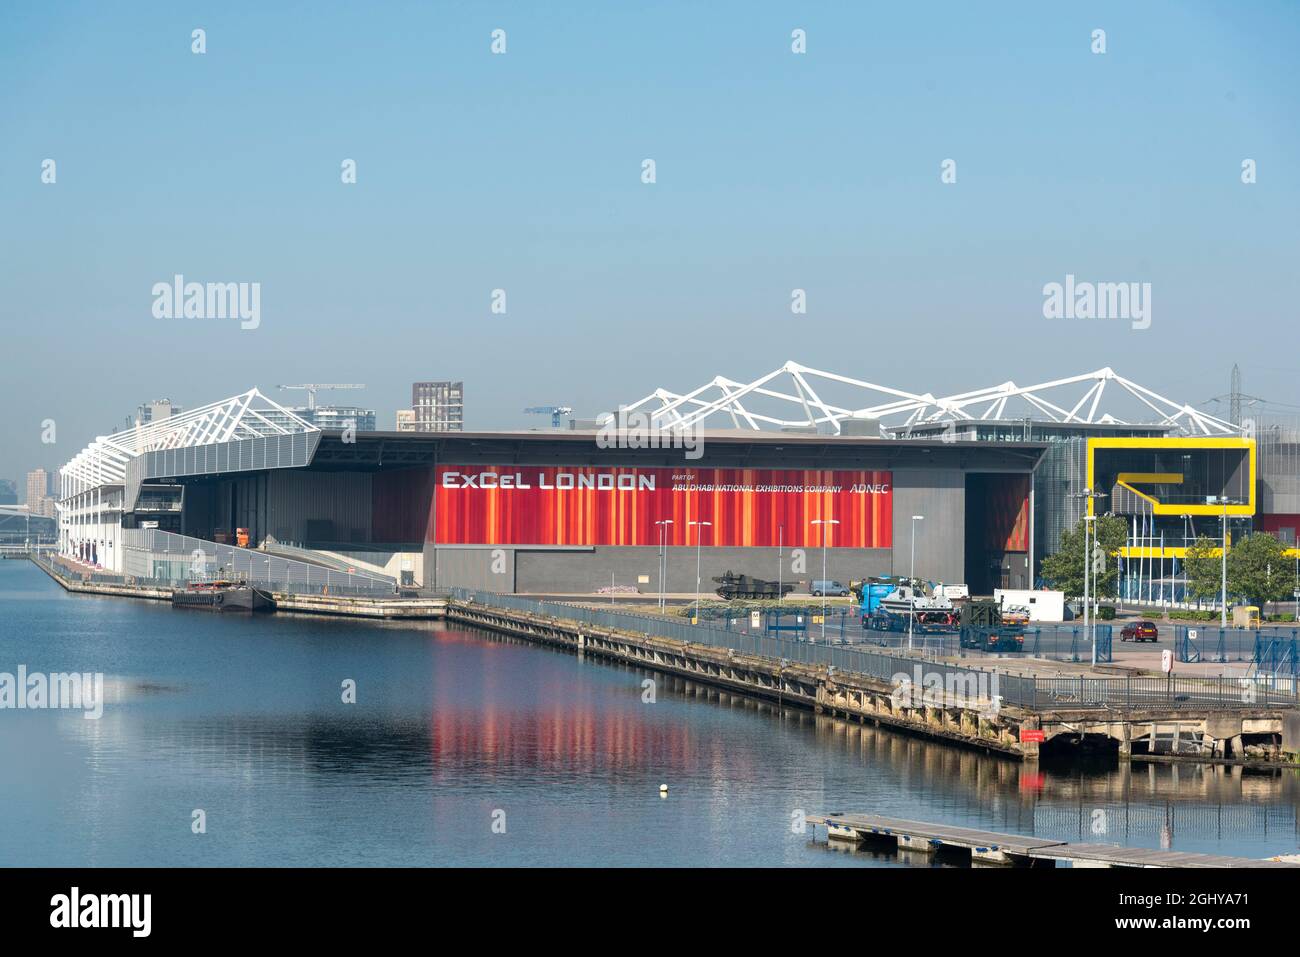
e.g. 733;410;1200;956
812;579;850;597
1120;620;1159;642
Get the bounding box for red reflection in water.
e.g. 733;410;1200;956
428;704;715;779
1019;772;1045;793
424;640;771;784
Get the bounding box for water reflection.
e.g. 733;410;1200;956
1;558;1297;866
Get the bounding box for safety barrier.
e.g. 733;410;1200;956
48;530;397;597
450;589;1297;710
1175;625;1300;665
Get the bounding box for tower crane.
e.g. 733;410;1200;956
524;406;573;428
276;384;366;411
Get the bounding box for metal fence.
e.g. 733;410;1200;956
634;607;1113;663
64;529;399;597
1175;625;1300;666
861;625;1114;664
121;528;397;596
1253;636;1299;678
450;589;1298;710
40;553;172;589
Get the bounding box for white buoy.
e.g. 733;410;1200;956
659;784;668;794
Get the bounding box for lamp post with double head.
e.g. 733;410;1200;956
908;515;924;651
1211;497;1239;628
811;518;839;643
1068;488;1108;666
689;520;711;621
654;519;673;613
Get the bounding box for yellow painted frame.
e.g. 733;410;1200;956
1119;545;1222;559
1114;472;1185;515
1086;436;1255;517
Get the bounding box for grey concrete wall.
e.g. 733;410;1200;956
431;545;516;592
514;545;892;595
891;469;965;585
430;544;894;595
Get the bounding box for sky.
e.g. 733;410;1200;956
1;1;1298;488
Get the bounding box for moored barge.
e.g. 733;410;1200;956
171;580;276;613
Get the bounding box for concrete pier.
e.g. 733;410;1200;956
32;556;447;620
446;598;1300;764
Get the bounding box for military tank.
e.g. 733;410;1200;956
712;571;796;600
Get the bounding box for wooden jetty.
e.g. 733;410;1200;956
808;812;1298;868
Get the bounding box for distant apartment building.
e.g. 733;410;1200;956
395;409;416;432
412;381;464;432
25;469;56;518
309;406;376;432
25;469;49;507
263;406;377;432
125;398;182;430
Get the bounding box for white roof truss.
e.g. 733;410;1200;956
623;363;1239;436
60;389;318;493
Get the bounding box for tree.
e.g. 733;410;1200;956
1040;514;1127;601
1182;536;1222;603
1227;533;1293;610
1178;532;1293;611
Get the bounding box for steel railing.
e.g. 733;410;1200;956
450;589;1298;710
45;531;397;598
1175;625;1300;669
555;604;1115;663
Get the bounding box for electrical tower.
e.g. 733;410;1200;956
1230;364;1242;427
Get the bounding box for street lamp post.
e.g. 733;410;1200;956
1069;488;1108;666
654;519;673;613
908;515;923;651
777;524;784;604
811;519;839;643
1212;497;1238;628
1222;501;1229;628
1084;514;1096;665
1221;499;1228;628
689;520;711;621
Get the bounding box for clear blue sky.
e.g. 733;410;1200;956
2;1;1297;484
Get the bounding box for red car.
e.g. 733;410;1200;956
1120;620;1159;642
